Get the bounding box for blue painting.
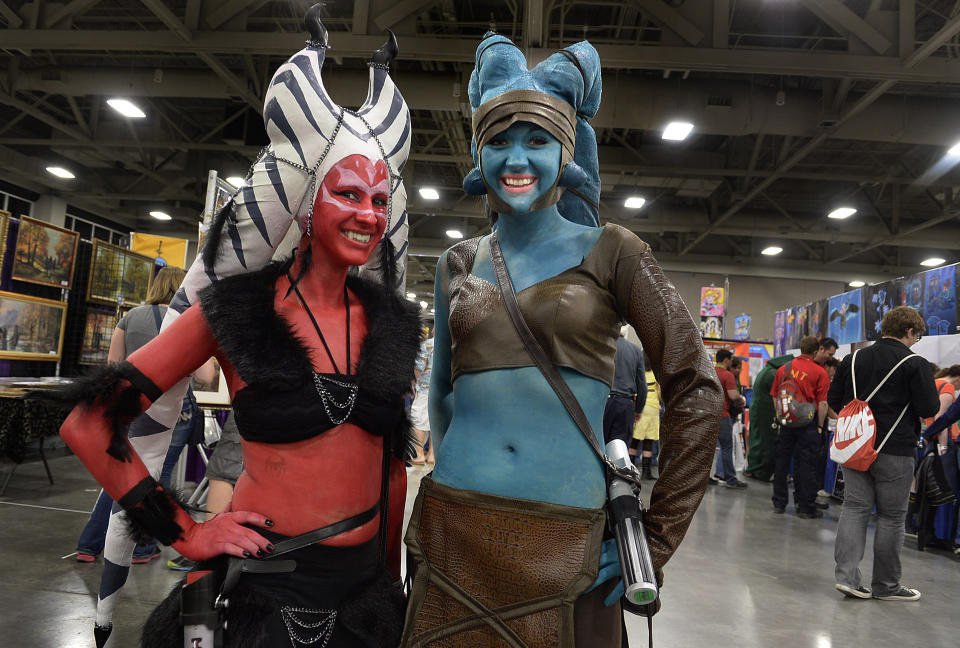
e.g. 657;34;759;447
922;265;957;336
810;299;829;340
784;307;797;349
733;315;751;341
899;273;924;312
828;289;862;345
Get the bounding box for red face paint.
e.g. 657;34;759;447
311;155;389;268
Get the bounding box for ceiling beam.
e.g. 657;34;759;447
899;0;915;58
712;0;729;48
797;0;892;54
630;0;703;46
9;29;960;83
195;52;261;111
374;0;436;30
140;0;193;41
205;0;264;29
43;0;102;28
525;0;544;48
0;1;23;28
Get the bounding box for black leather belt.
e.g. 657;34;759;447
609;392;634;399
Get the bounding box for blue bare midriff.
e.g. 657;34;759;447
432;366;609;509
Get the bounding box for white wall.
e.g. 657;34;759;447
658;269;846;342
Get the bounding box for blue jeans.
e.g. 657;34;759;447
158;399;196;487
717;417;737;484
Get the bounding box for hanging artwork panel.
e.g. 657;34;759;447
774;310;786;356
809;299;829;340
0;292;67;360
828;289;863;346
87;240;154;306
922;265;957;336
863;281;898;342
700;286;725;317
733;315;751;341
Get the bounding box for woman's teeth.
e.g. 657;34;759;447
503;177;535;186
344;231;371;243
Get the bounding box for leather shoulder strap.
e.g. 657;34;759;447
489;233;640;488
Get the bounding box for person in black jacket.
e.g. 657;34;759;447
828;306;939;601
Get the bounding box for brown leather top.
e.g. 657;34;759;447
447;225;632;386
442;223;722;570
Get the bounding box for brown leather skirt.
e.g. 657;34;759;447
400;477;621;648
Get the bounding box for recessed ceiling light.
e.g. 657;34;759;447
949;141;960;156
761;246;783;256
225;176;245;188
106;98;146;118
848;280;866;288
828;207;857;220
45;166;75;179
624;196;646;209
419;187;440;200
419;300;428;309
445;229;464;239
149;211;172;221
662;121;694;141
430;308;435;314
406;292;416;299
921;257;946;267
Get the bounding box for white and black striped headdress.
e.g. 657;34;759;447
170;3;412;320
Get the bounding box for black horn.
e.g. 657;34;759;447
304;3;328;48
371;30;399;66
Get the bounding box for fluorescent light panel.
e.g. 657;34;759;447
107;98;146;118
45;166;75;179
419;187;440;200
225;176;245;188
848;280;866;288
624;196;646;209
662;121;694;141
761;246;783;256
406;292;416;299
921;257;946;267
149;211;172;221
828;207;857;220
949;141;960;156
419;300;428;309
445;229;464;239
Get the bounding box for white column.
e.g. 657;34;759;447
31;195;68;227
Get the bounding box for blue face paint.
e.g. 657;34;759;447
480;122;562;213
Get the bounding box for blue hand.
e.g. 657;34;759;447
585;538;624;607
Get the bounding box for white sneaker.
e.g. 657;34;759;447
817;489;831;498
835;583;871;599
873;587;921;601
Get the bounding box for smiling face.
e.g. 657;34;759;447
311;155;389;268
480;121;562;213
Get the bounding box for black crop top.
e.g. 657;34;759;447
198;262;422;449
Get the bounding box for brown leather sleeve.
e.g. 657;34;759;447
613;232;722;571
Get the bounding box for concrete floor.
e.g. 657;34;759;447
2;455;958;648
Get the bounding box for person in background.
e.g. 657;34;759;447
632;350;661;480
603;326;646;447
814;337;839;367
904;363;960;537
816;356;842;498
410;328;435;464
829;306;938;601
770;335;830;518
713;349;747;488
745;353;794;482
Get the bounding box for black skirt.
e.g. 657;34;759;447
143;535;405;648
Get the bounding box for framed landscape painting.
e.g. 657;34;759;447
79;308;119;364
0;210;10;268
0;291;67;361
88;240;154;306
12;216;79;289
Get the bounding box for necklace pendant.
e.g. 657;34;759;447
313;374;359;425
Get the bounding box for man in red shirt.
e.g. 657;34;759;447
714;349;748;488
770;335;830;518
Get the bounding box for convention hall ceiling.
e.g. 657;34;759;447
3;0;960;304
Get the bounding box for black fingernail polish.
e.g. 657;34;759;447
242;551;252;558
256;549;264;557
267;544;274;552
265;519;274;527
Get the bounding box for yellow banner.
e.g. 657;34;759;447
131;233;188;268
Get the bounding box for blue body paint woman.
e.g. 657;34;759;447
400;34;723;648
